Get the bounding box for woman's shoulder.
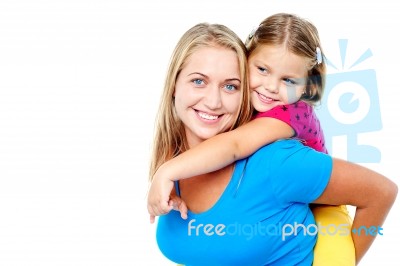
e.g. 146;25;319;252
250;139;329;165
255;139;306;153
246;139;304;164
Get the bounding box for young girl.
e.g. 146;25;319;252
148;13;355;265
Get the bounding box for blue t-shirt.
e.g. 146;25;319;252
156;140;332;265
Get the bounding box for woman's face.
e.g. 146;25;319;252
174;46;242;148
248;44;308;112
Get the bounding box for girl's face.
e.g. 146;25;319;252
174;46;242;148
248;44;309;112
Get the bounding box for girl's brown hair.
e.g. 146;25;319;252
246;13;326;105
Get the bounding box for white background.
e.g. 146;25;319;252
0;0;399;265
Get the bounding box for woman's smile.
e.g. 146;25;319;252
174;46;241;147
195;109;222;123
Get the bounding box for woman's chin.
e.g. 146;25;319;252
185;130;222;146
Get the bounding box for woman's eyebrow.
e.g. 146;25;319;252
188;72;240;83
225;78;241;83
188;72;208;78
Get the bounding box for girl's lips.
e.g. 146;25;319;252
256;91;277;104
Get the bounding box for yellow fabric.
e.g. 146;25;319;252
312;205;355;266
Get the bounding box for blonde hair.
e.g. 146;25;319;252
246;13;326;105
149;23;252;180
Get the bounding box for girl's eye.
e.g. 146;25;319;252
257;66;268;74
192;79;205;86
225;84;238;91
283;78;296;86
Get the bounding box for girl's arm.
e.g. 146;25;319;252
147;117;293;222
164;117;293;180
313;158;398;264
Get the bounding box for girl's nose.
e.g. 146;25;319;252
264;83;279;94
263;78;279;93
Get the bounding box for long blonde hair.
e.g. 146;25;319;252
246;13;326;105
149;23;252;180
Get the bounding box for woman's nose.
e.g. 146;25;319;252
203;86;222;110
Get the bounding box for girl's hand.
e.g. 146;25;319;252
168;194;188;220
147;171;174;223
147;168;188;223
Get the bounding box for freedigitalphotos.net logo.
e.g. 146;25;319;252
187;219;383;241
315;39;382;163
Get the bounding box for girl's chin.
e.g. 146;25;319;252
255;105;276;113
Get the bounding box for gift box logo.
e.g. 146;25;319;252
315;39;382;163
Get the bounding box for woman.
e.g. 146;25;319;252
148;22;397;265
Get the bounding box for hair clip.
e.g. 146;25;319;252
316;47;322;64
248;27;258;40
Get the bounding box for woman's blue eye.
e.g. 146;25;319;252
225;84;237;91
192;79;204;85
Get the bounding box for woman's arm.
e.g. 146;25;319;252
147;117;293;221
313;158;398;264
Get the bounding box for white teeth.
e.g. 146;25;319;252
259;93;268;100
198;112;218;120
257;92;274;101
